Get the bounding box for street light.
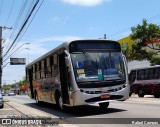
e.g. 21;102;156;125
2;42;30;63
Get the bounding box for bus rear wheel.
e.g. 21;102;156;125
138;90;144;98
99;102;109;109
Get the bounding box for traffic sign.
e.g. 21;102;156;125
10;58;26;65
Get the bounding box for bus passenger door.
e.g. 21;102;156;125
29;68;34;99
59;53;70;105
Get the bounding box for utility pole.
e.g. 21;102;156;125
104;34;106;39
0;26;12;89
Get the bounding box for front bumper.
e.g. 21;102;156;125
73;84;130;106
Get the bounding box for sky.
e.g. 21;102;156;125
0;0;160;84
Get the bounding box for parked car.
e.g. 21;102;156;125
0;92;4;108
2;92;5;96
8;92;16;96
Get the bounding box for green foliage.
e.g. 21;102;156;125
131;19;160;46
129;19;160;65
120;42;129;57
150;56;160;66
19;77;26;86
3;85;12;91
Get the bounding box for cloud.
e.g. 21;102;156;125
62;0;111;6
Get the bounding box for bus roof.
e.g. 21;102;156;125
26;39;119;68
26;42;69;68
130;65;160;71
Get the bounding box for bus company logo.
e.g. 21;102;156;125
1;119;11;125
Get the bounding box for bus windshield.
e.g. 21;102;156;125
71;51;126;82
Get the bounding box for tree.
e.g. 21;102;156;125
3;85;12;91
129;19;160;65
19;76;26;86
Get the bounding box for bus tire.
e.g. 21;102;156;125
138;90;144;98
99;102;109;109
154;94;160;98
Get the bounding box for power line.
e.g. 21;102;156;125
3;0;44;63
9;0;37;53
4;1;38;57
18;0;44;42
3;0;40;58
3;0;27;54
4;0;15;27
107;13;160;40
3;43;30;63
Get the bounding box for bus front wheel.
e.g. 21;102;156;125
99;102;109;109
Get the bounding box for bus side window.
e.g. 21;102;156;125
137;70;144;80
36;62;41;79
46;57;51;78
41;60;45;78
144;69;149;80
156;68;160;79
52;54;58;77
148;68;153;79
32;65;36;80
152;68;156;79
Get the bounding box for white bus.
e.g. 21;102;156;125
129;65;160;98
26;39;129;110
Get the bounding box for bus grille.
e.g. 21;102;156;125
85;95;123;103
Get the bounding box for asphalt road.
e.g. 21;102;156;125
3;95;160;127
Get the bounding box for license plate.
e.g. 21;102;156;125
101;94;110;99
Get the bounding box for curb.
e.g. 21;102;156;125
5;101;79;127
3;99;10;102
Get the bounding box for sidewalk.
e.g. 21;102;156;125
127;94;160;104
0;101;78;127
